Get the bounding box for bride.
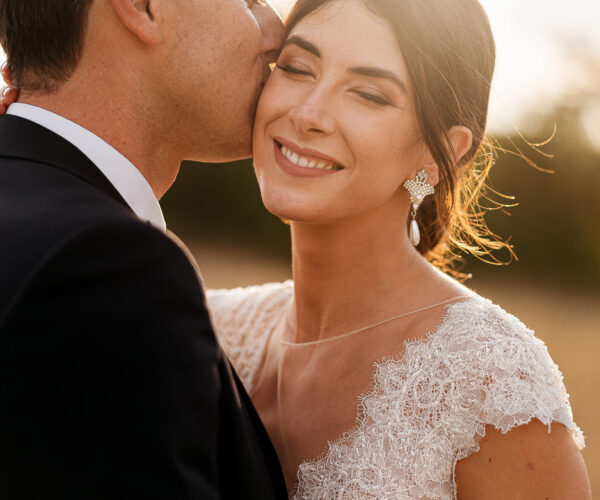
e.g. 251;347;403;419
2;0;588;497
206;0;591;498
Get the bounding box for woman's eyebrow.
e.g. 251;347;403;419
282;35;321;58
280;37;406;94
348;66;407;94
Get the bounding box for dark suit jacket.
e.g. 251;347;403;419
0;114;287;499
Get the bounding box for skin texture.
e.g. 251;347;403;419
456;421;591;499
1;0;284;197
250;0;591;496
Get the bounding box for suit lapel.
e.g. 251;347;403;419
0;114;129;208
229;363;288;498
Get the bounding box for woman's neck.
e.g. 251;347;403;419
289;208;449;344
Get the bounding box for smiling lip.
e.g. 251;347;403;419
273;137;343;179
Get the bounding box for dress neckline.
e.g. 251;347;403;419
280;295;473;347
285;294;482;496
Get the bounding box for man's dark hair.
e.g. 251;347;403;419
0;0;95;93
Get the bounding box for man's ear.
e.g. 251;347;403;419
447;125;473;165
109;0;161;45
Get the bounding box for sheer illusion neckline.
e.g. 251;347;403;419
283;295;479;495
280;295;473;347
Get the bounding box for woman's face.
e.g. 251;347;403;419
252;0;425;224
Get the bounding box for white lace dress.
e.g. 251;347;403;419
206;281;585;500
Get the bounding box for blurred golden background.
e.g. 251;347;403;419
161;0;600;493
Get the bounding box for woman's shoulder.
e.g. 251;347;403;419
433;293;552;359
441;293;533;337
404;293;584;447
206;280;293;389
206;279;293;322
379;294;551;390
432;294;572;403
354;293;585;496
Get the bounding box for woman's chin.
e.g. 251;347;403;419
260;191;330;225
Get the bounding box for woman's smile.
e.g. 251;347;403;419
273;137;344;178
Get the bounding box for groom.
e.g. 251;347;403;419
0;0;286;498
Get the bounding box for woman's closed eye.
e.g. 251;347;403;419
275;57;396;107
276;63;314;77
353;88;391;106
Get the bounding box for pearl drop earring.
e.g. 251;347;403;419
403;169;435;247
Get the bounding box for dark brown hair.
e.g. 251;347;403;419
0;0;95;92
286;0;512;276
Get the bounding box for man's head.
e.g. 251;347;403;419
0;1;95;93
0;0;284;163
156;0;285;162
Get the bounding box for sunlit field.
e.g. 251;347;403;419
190;242;600;495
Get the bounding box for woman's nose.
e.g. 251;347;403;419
288;92;336;137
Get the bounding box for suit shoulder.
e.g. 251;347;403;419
1;217;207;330
0;155;135;233
0;160;191;319
30;218;195;287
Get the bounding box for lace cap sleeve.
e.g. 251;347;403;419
451;299;585;464
206;280;293;391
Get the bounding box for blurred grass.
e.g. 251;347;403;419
187;242;599;496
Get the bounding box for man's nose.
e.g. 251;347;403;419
254;1;285;63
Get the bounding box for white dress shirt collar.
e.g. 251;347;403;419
7;102;166;232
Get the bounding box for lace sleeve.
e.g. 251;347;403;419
452;300;585;465
290;297;584;500
205;281;293;391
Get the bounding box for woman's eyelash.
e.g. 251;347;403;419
275;64;390;106
276;64;312;76
355;91;390;106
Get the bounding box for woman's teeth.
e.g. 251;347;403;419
281;144;336;171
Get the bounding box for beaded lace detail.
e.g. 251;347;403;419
206;282;584;499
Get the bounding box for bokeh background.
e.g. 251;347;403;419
163;0;600;492
4;0;599;492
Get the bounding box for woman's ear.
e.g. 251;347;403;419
447;125;473;165
417;126;473;188
421;158;440;188
109;0;161;45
